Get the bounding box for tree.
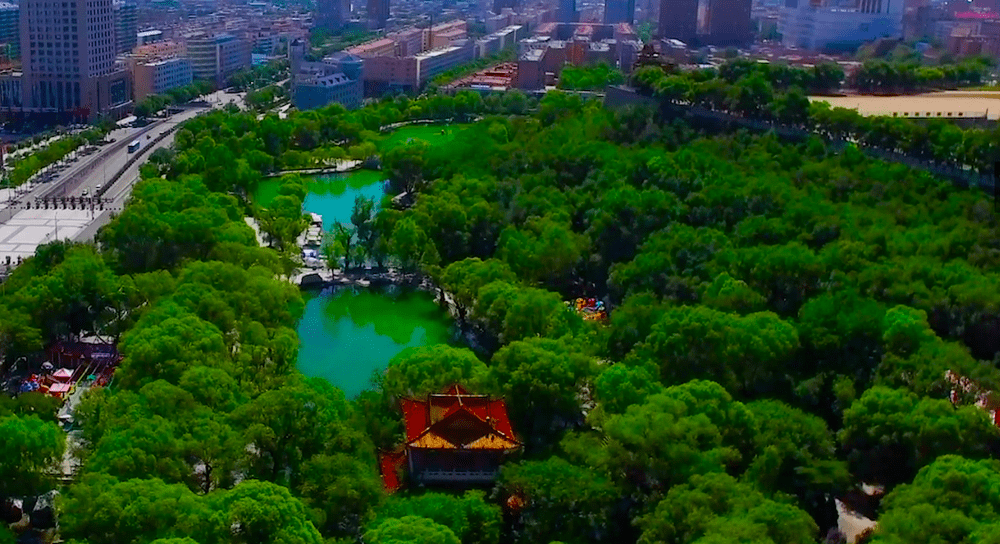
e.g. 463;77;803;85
500;457;619;544
771;86;811;126
700;272;767;314
488;337;597;448
334;223;356;270
497;215;588;291
297;453;385;537
872;455;1000;544
745;400;849;530
352;195;377;266
209;480;324;544
388;216;437;273
474;281;582;346
564;380;756;494
84;414;192;485
592;361;664;416
439;258;519;327
59;474;215;544
115;305;230;388
259;194;307;251
626;306;799;396
839;386;1000;486
373;491;501;544
384;141;430;197
0;415;65;498
726;73;774;117
365;516;461;544
233;378;367;485
636;472;818;544
603;292;671;361
381;345;489;400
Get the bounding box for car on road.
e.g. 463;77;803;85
81;189;89;197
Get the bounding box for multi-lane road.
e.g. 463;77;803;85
0;89;244;268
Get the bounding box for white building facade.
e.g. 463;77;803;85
780;0;903;50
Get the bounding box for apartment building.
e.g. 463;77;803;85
133;40;185;61
133;56;192;100
414;40;474;84
475;24;525;57
185;32;251;87
292;52;363;110
137;29;163;45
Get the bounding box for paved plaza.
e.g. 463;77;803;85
0;208;92;266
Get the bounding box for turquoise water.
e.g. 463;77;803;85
255;169;455;398
296;288;455;398
301;170;388;230
256;169;388;231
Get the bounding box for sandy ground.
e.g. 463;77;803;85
811;92;1000;120
836;498;878;543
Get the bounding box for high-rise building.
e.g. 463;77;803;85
20;0;132;120
186;33;252;88
0;3;18;59
317;0;351;30
368;0;390;29
780;0;903;50
604;0;636;23
557;0;579;22
493;0;517;14
705;0;751;44
658;0;698;42
114;1;137;54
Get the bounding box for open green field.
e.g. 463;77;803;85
378;123;471;152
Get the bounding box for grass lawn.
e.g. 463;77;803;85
378;124;471;152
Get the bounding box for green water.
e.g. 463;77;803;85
297;288;455;398
255;168;455;397
256;169;387;230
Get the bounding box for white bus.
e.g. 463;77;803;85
127;140;141;153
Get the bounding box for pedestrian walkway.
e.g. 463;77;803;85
0;208;90;264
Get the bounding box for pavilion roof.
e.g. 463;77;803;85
400;384;520;451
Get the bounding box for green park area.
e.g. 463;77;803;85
377;124;470;152
3;60;1000;544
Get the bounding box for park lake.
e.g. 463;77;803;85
254;124;467;397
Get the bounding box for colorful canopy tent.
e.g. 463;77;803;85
48;383;71;399
51;368;73;381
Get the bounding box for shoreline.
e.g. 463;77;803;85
295;266;492;356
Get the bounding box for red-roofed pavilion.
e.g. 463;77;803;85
379;384;521;492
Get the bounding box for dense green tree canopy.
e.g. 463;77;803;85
0;414;65;498
372;491;501;544
4;78;1000;544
